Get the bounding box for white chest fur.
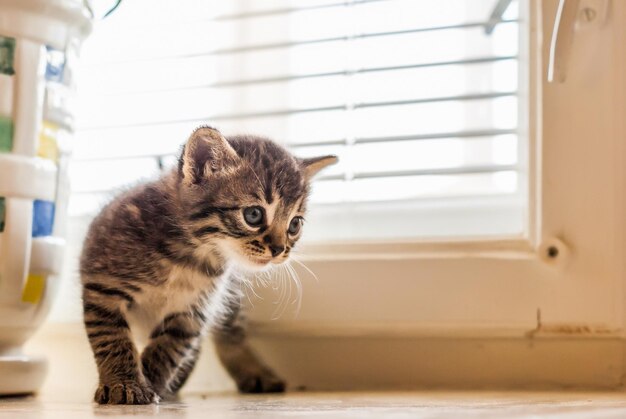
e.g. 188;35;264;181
125;264;231;347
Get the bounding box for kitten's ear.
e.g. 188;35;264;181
300;155;338;179
180;126;240;185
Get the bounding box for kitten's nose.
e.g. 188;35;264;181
269;244;285;257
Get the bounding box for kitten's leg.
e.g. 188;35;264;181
82;277;156;404
141;310;204;398
212;300;286;393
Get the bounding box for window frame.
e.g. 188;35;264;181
247;0;626;338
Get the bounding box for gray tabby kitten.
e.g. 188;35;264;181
80;127;336;404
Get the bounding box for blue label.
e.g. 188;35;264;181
32;199;55;237
45;46;65;83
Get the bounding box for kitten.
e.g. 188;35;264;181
80;127;336;404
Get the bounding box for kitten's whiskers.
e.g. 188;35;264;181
285;262;303;312
289;253;318;283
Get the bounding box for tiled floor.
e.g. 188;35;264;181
2;392;626;418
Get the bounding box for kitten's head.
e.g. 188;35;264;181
178;126;336;270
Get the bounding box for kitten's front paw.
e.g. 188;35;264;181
95;381;159;405
236;369;286;394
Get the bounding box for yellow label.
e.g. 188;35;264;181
22;274;46;304
37;121;59;162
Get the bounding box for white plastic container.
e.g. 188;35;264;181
0;0;91;395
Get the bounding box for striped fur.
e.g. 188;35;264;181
80;127;336;404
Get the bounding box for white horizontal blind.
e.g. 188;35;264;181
71;0;526;241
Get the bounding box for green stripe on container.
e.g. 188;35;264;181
0;36;15;76
0;197;5;233
0;116;12;152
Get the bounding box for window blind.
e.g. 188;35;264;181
71;0;525;241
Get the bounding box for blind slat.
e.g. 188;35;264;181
321;164;520;181
78;92;517;131
73;128;519;162
70;164;519;194
81;55;517;98
82;25;518;81
213;0;390;21
97;20;517;65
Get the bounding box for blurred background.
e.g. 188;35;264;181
70;0;525;241
52;0;526;322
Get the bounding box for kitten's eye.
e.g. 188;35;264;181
243;206;264;227
288;217;303;236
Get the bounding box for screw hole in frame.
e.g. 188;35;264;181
547;246;559;259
